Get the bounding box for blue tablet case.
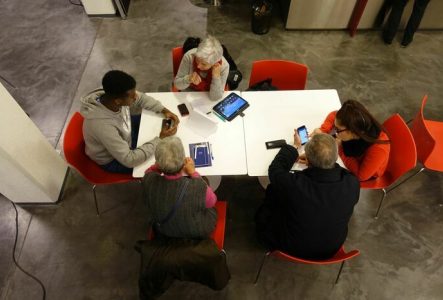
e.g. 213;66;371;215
189;142;212;168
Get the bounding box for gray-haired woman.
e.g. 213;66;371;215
142;136;217;239
174;35;230;100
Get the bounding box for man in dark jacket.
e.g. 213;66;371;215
255;132;360;260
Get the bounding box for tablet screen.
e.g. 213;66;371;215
213;93;249;121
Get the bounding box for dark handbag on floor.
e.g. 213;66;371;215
135;238;230;300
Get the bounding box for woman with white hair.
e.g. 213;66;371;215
174;35;229;100
142;136;217;238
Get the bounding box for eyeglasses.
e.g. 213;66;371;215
334;126;348;134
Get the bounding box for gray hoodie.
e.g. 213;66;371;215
80;89;165;168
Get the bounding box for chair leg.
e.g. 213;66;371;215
386;167;424;195
92;185;100;216
374;189;387;219
254;252;269;284
335;261;345;284
374;167;425;219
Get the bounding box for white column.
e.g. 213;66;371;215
81;0;116;16
0;82;68;203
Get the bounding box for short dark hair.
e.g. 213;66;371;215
102;70;136;99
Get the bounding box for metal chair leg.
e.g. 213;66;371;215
374;189;387;219
92;185;100;216
254;252;269;284
387;167;424;195
335;261;345;284
374;167;425;219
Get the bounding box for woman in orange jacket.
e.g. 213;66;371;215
305;100;390;181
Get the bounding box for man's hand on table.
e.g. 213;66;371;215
162;108;180;129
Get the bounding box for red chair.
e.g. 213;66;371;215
172;46;184;78
63;112;137;215
254;246;360;284
360;114;418;218
411;95;443;173
171;47;184;92
248;60;308;90
148;201;227;251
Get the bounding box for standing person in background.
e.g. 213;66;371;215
382;0;431;47
81;70;179;174
305;100;390;181
174;35;229;100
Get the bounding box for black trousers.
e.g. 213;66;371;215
383;0;431;43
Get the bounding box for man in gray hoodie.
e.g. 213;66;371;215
80;70;179;174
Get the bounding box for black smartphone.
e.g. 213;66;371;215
297;125;309;145
162;118;172;129
177;103;189;116
265;139;287;149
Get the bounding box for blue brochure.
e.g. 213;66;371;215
189;142;212;168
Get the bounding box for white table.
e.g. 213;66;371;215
133;91;248;178
241;90;342;176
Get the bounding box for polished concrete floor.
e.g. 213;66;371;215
1;0;443;299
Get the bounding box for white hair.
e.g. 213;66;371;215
304;133;338;169
155;136;185;174
195;35;223;65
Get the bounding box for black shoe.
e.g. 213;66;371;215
382;32;393;45
401;36;413;47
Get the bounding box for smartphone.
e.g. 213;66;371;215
297;125;309;145
162;118;172;129
177;103;189;116
265;139;287;149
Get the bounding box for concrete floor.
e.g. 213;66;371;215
1;0;443;299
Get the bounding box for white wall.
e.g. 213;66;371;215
0;82;67;203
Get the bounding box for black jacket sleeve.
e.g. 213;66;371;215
268;144;299;188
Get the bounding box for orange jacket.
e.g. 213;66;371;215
320;111;390;181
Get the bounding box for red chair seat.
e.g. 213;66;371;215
272;246;360;265
255;245;360;284
63;112;137;215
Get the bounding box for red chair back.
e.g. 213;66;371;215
63;112;134;185
248;60;308;90
210;201;227;250
172;46;184;77
383;114;417;182
272;246;360;265
411;95;436;166
361;114;417;189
